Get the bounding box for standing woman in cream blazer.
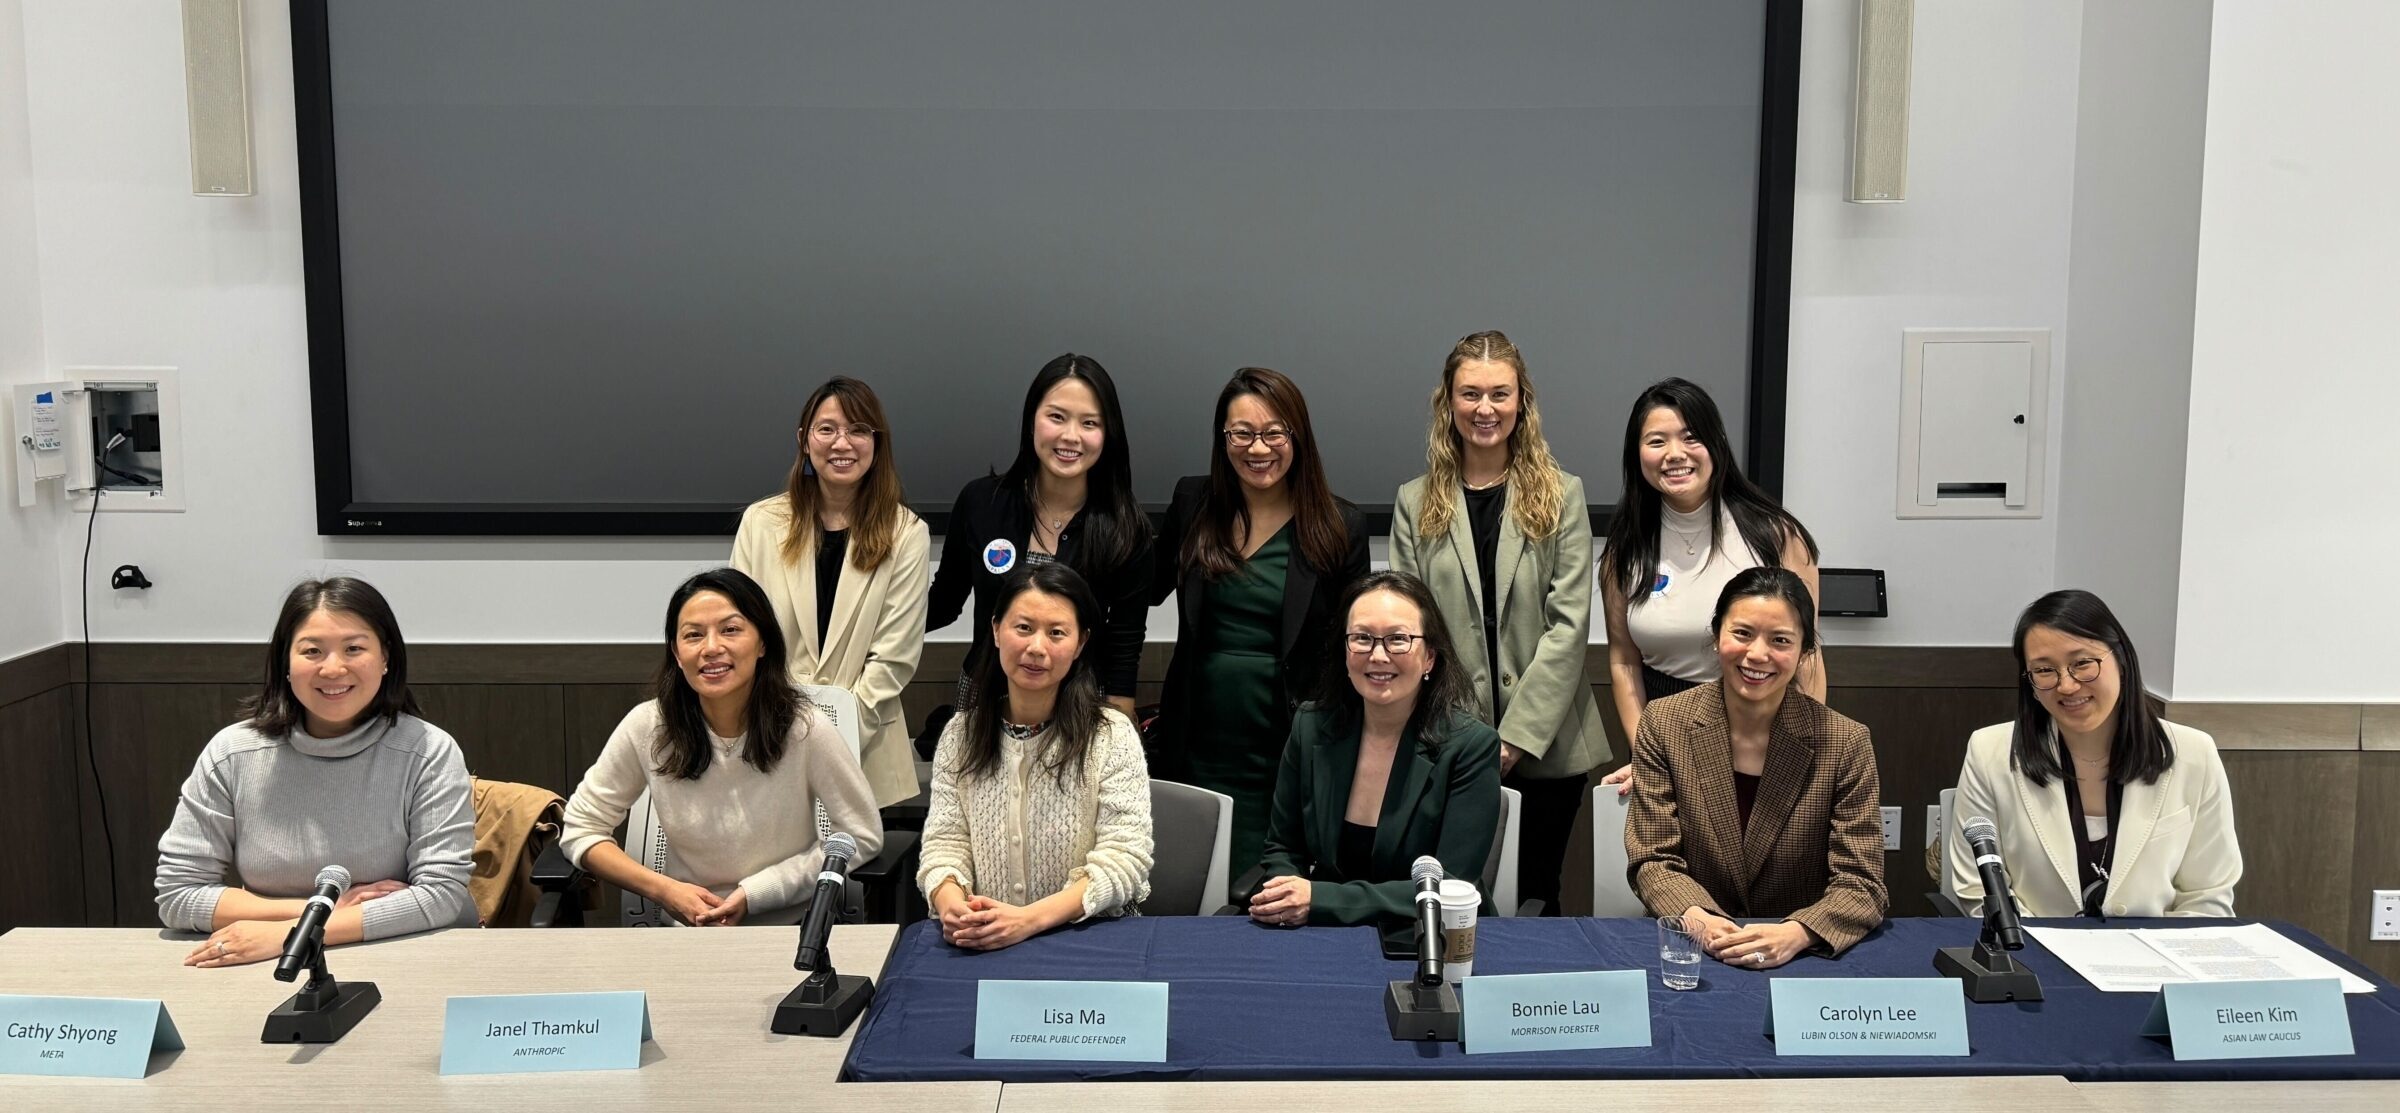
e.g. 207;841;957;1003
1391;331;1607;915
731;376;930;808
1947;590;2240;918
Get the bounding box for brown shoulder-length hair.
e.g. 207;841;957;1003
1179;367;1350;579
780;376;906;573
243;577;420;737
1416;330;1569;542
652;568;807;780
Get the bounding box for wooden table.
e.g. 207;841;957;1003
998;1076;2096;1111
2074;1080;2400;1111
0;925;996;1112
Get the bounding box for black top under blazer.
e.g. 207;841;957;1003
1148;475;1371;761
927;474;1154;699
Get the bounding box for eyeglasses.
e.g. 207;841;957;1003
1223;427;1291;449
2026;655;2107;691
809;422;877;443
1345;632;1423;657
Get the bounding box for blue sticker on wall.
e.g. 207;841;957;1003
983;539;1018;575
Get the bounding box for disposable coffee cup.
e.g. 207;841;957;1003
1438;879;1480;982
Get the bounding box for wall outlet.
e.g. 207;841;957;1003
1881;806;1903;851
2373;890;2400;942
1926;803;1945;850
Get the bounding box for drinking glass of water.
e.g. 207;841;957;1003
1657;915;1703;990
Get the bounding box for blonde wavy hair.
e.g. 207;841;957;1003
1417;330;1567;542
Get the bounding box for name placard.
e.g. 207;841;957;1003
973;980;1168;1062
2141;978;2353;1060
1766;978;1968;1056
1459;970;1651;1054
0;996;182;1079
438;991;651;1076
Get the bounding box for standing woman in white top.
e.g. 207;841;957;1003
561;568;883;927
731;376;930;808
1946;590;2241;918
918;562;1153;951
1599;378;1823;792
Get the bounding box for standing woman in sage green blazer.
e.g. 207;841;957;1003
1248;571;1502;951
1391;331;1608;916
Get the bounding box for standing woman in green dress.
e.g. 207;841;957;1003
1152;367;1370;871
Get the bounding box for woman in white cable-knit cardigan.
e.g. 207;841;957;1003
917;562;1153;951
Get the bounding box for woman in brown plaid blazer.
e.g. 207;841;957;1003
1624;568;1886;967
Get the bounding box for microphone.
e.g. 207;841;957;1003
792;832;858;972
276;864;350;982
1410;856;1445;987
1960;817;2024;949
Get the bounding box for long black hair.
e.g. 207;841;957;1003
1602;377;1817;605
653;568;806;780
244;577;419;736
1001;353;1151;571
955;562;1111;786
1311;570;1478;752
2008;589;2173;787
1709;566;1821;655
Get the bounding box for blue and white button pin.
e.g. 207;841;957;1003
983;538;1018;575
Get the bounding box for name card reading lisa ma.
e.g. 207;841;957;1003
439;991;651;1076
973;980;1167;1062
2141;978;2353;1061
0;996;183;1079
1766;978;1969;1056
1459;970;1651;1054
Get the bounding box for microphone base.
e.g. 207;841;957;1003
772;973;875;1037
1384;979;1460;1042
261;980;381;1043
1934;944;2045;1003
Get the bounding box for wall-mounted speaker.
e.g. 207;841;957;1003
1848;0;1913;203
182;0;253;197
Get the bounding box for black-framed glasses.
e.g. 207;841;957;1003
1223;427;1291;449
1345;632;1423;657
809;422;877;443
2026;654;2106;691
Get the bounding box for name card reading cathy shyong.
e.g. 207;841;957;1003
0;996;183;1079
1459;970;1651;1054
1767;978;1969;1056
438;991;651;1076
973;980;1168;1062
2142;978;2353;1061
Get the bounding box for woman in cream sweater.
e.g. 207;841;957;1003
1947;590;2241;918
918;562;1153;951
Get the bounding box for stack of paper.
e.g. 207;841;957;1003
2026;923;2378;994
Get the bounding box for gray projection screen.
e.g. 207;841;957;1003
296;0;1799;535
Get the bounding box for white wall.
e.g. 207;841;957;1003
2172;0;2400;702
12;0;2090;649
2052;0;2212;694
0;0;67;663
1786;0;2082;647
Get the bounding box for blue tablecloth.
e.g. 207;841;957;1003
840;915;2400;1082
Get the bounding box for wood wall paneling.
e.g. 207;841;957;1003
0;688;87;929
2349;751;2400;982
2222;750;2360;953
412;684;569;791
1836;687;2016;917
79;683;250;927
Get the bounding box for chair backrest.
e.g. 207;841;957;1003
1478;786;1522;917
1587;783;1648;917
1144;779;1233;915
799;684;867;843
1937;787;1959;907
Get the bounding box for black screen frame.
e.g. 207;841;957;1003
295;0;1802;537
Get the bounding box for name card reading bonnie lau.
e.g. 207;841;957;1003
439;991;652;1076
1766;978;1970;1057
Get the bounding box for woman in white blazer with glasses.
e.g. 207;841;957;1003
1946;590;2241;919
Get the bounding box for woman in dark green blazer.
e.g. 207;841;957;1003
1248;570;1502;947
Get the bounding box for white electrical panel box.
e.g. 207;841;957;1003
1895;329;2049;519
10;367;185;512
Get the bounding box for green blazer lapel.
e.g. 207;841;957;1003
1683;696;1746;888
1313;725;1361;869
1372;722;1439;869
1740;694;1820;885
1443;486;1487;635
1493;485;1526;627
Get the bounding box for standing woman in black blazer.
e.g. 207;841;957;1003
1152;367;1370;871
928;354;1153;717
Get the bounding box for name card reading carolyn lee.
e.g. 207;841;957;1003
1767;978;1969;1056
0;997;183;1079
2143;978;2352;1060
438;991;651;1076
973;980;1168;1062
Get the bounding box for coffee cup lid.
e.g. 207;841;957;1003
1438;879;1479;904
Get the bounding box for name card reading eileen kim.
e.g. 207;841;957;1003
1459;970;1651;1054
973;980;1168;1062
1766;978;1969;1056
2141;978;2353;1061
0;996;183;1079
439;991;651;1076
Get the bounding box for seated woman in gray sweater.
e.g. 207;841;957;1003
157;578;477;968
